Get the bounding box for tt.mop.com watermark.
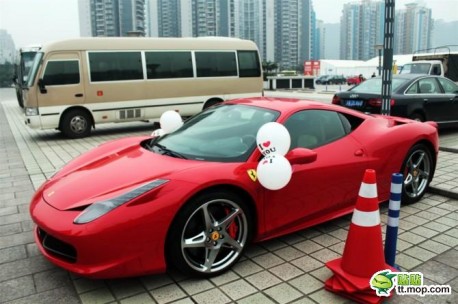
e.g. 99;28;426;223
370;270;452;297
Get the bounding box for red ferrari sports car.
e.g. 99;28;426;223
30;97;439;279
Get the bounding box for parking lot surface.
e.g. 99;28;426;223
0;88;456;304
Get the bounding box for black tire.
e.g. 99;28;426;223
400;143;434;204
16;91;24;108
409;112;425;122
166;190;252;277
60;109;92;139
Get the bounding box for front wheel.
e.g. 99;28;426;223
167;191;251;277
401;144;434;204
60;109;92;139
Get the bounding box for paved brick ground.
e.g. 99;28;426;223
0;88;457;304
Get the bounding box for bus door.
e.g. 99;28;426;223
37;52;85;116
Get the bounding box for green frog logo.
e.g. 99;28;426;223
370;270;397;296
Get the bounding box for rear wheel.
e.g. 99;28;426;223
401;144;433;204
409;112;425;122
167;191;251;277
60;109;92;138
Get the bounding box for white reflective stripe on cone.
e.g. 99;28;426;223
391;183;402;194
351;209;381;227
359;182;378;198
387;217;399;227
389;200;401;211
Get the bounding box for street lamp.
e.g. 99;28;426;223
374;44;383;76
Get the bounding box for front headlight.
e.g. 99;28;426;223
74;179;169;224
25;107;39;116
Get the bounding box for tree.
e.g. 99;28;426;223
262;61;278;80
0;62;14;88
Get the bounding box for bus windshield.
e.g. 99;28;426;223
26;52;43;88
19;51;39;84
14;46;41;107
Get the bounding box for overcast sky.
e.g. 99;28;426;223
0;0;457;48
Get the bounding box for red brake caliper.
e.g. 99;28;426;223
225;207;238;238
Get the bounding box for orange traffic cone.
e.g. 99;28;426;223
326;169;396;290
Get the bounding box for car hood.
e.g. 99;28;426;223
42;137;204;211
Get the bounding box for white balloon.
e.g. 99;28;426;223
256;122;291;156
257;154;292;190
151;128;165;137
160;111;183;134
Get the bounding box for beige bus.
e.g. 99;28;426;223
23;37;263;138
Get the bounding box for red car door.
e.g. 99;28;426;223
262;110;370;236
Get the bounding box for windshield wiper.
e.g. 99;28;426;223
153;143;187;159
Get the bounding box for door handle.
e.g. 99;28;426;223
75;93;83;97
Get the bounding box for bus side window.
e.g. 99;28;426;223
43;60;80;86
89;52;142;82
145;51;193;79
195;52;237;77
238;51;261;77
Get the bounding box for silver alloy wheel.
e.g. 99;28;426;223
180;199;248;274
403;149;431;199
70;115;88;134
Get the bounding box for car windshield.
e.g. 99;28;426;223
145;104;280;162
350;78;406;94
400;63;431;74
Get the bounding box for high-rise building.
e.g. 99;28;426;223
80;0;146;37
340;0;384;60
155;0;182;37
339;1;434;59
273;0;314;70
234;0;274;62
144;0;316;69
0;29;16;64
315;20;325;59
79;0;92;37
119;0;146;36
190;0;235;37
300;0;314;62
394;3;432;54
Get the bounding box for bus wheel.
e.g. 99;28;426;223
61;110;92;139
204;99;223;109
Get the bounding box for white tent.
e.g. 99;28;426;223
318;54;414;78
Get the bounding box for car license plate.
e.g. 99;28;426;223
345;100;363;107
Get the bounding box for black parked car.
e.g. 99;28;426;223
318;75;346;85
332;74;458;127
326;75;347;85
315;75;329;84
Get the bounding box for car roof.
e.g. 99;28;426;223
391;74;443;80
226;96;367;117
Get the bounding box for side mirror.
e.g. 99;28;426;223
38;78;47;94
285;148;317;165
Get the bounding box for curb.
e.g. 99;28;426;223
428;186;458;200
439;146;458;153
430;146;458;199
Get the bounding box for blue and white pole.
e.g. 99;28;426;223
384;173;403;268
